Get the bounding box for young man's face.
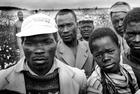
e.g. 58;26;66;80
22;34;57;74
111;12;127;37
56;13;77;44
79;21;94;41
124;22;140;53
91;36;120;73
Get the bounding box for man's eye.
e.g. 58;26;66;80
58;25;64;30
108;50;114;54
126;32;135;37
44;40;53;44
94;54;102;58
67;23;73;27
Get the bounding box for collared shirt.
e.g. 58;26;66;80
22;58;59;76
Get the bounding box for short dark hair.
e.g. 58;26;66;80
123;8;140;32
55;9;77;22
89;27;119;53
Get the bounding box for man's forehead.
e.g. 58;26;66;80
24;34;54;41
126;22;140;31
112;11;127;18
57;13;74;20
92;37;113;46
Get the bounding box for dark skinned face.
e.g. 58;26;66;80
22;34;57;76
91;36;120;73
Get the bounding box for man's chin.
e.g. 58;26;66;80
131;48;140;57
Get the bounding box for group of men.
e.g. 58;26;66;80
0;1;140;94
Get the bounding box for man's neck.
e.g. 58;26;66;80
129;50;140;65
19;19;23;22
83;37;89;41
27;63;53;76
64;39;78;47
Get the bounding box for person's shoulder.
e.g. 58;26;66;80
87;66;101;87
0;65;16;83
0;65;15;76
121;63;134;75
121;63;132;70
56;58;86;80
79;39;88;45
87;66;102;93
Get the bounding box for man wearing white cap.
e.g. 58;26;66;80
0;13;86;94
110;1;130;57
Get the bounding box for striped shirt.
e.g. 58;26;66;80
87;64;139;94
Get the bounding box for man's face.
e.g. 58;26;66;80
79;21;94;41
56;13;77;43
111;12;127;37
124;22;140;53
22;34;57;72
18;12;23;21
92;36;120;73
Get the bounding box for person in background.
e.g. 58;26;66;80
110;1;130;55
0;13;87;94
78;15;94;41
55;9;94;77
87;27;139;94
14;10;24;59
123;8;140;88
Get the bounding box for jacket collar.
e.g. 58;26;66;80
6;57;77;94
57;40;89;68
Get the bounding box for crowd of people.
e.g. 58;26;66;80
0;1;140;94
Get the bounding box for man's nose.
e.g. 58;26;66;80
134;34;140;42
63;26;69;33
102;53;110;63
85;27;89;30
118;20;123;27
34;49;45;55
34;44;45;55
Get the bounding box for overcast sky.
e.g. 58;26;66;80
0;0;140;9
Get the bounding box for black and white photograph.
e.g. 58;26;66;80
0;0;140;94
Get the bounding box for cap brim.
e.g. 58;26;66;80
16;26;57;37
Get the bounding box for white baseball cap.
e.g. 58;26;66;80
16;13;58;37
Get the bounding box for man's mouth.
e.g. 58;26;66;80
131;43;140;49
33;57;48;64
104;63;115;69
63;35;72;40
133;46;140;50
